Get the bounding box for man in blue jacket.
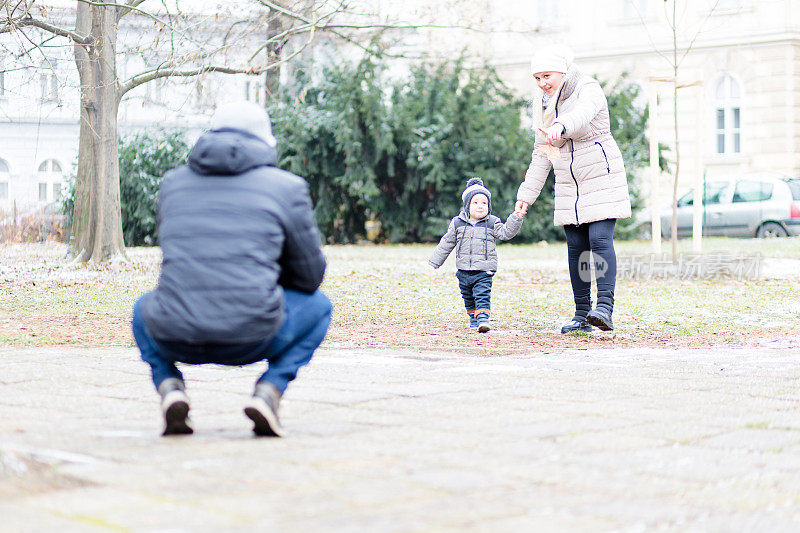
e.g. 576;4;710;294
131;101;331;437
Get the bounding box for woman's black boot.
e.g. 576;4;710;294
587;291;614;331
561;296;592;334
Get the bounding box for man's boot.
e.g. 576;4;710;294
244;382;285;437
561;295;592;334
587;290;614;331
158;378;193;436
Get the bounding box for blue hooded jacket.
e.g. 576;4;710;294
141;128;326;344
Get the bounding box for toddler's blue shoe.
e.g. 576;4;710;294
475;310;490;333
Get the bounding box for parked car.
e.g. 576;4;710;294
657;173;800;238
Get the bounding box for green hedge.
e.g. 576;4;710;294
270;59;652;243
62;130;190;246
63;61;655;246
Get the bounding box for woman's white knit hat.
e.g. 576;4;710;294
530;45;574;75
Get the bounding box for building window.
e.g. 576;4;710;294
536;0;560;27
145;80;163;103
621;0;648;19
0;158;8;200
38;159;62;173
38;159;62;203
40;71;58;101
244;79;264;104
713;74;741;155
0;70;5;97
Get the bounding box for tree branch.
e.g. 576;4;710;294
678;0;722;67
118;0;149;20
630;0;671;65
118;23;324;101
119;64;273;99
254;0;496;35
246;10;340;63
0;16;91;45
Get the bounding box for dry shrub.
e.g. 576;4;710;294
0;209;69;243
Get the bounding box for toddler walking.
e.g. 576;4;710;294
429;178;524;332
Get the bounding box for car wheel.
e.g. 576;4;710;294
756;222;788;238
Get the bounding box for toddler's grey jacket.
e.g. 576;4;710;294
428;211;522;272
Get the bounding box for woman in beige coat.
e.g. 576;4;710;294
515;46;631;333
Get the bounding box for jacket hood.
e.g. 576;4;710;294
188;128;278;176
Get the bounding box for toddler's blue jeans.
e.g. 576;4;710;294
456;269;493;315
132;289;332;395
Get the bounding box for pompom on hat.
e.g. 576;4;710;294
461;177;492;215
530;45;575;75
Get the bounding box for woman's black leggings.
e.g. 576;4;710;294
563;219;617;317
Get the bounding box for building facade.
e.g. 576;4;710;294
478;0;800;199
2;0;798;216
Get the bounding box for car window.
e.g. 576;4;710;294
677;183;731;206
677;190;694;207
704;182;730;205
787;179;800;200
733;180;773;202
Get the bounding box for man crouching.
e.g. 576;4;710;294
131;101;331;437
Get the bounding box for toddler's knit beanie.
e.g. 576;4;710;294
462;177;492;215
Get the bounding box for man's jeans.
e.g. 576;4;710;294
456;269;493;312
132;290;332;395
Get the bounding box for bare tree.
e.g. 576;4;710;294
636;0;722;260
0;0;479;262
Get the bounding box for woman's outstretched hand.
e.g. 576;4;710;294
538;124;565;145
515;200;530;217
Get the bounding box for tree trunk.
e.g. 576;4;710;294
70;3;125;263
671;66;679;263
670;0;679;263
265;14;284;101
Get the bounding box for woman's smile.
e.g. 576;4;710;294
534;71;565;97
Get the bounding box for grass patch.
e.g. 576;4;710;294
1;239;799;352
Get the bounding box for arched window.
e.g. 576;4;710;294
37;159;63;202
714;74;741;154
38;159;62;173
0;157;9;173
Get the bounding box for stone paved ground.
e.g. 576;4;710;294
2;345;800;532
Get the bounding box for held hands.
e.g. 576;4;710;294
538;123;565;145
514;200;529;218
